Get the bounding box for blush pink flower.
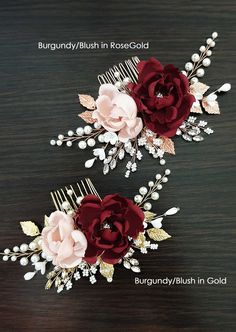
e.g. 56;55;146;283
41;211;87;268
93;84;143;142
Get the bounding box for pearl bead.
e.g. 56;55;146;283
66;189;73;196
11;255;17;262
58;134;64;140
41;252;46;259
29;242;37;250
76;196;83;205
94;122;101;129
212;32;218;39
191;53;200;62
157;184;162;190
199;46;206;52
155;174;162;180
165;169;171;175
67;210;75;217
84;125;92;135
115;81;122;89
56;140;62;146
68;130;74;136
76;127;84;136
4;248;10;254
151;192;159;200
123;77;131;84
148;181;154;187
98;134;104;143
134;195;142;203
61;201;70;210
114;71;120;78
185;62;193;71
50;139;56;146
207;50;212;56
196;68;205;77
78;141;87;149
190;77;198;84
144;202;152;211
210;41;215;47
66;141;72;147
3;255;8;261
20;244;28;253
31;254;40;263
139;186;148;195
160;159;166;165
206;38;213;45
20;257;29;266
162;177;168;183
87;138;96;147
13;246;19;252
202;58;211;67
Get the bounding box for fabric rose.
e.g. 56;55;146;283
75;194;144;264
129;57;195;137
42;211;87;268
93;84;143;142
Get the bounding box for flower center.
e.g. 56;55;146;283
156;92;163;98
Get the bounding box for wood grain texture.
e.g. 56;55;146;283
0;0;235;331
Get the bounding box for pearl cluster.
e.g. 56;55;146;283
134;169;171;211
182;31;218;82
113;71;131;92
2;241;42;266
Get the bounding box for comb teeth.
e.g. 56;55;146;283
50;178;101;211
97;56;140;85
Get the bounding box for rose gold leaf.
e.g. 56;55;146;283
189;82;210;96
78;94;96;110
160;136;175;155
79;111;96;124
190;100;203;114
202;99;220;114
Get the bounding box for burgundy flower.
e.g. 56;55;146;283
75;194;144;264
129;57;195;137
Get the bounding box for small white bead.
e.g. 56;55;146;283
151;192;159;200
123;77;131;84
199;45;206;52
84;125;92;135
160;159;166;165
134;195;142;203
144;202;152;211
190;77;198;84
50;139;56;146
155;174;162;180
207;50;212;56
20;244;28;253
3;255;9;261
115;81;122;89
148;181;154;187
76;196;83;205
114;71;120;78
87;138;96;147
67;210;75;217
67;189;73;196
66;141;72;147
185;62;193;71
76;127;84;136
56;140;62;146
206;38;213;45
58;134;64;140
139;186;148;195
4;248;10;254
29;242;37;250
68;130;74;136
196;68;205;77
61;201;70;210
191;53;200;62
41;252;46;259
202;58;211;67
98;134;104;143
11;255;17;262
31;254;40;263
210;41;215;47
20;257;29;266
165;169;171;175
212;32;218;39
78;141;87;149
181;70;187;76
94;122;101;129
162;177;168;183
157;184;162;190
13;246;19;252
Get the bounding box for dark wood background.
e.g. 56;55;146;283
0;1;235;331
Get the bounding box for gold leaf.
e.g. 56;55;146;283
20;221;40;237
99;260;114;282
160;136;175;155
45;279;52;290
78;94;96;110
144;211;156;222
78;110;96;124
147;228;171;241
202;99;220;114
135;232;146;248
189;82;210;96
44;215;49;227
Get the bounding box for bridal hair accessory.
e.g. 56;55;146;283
51;32;231;177
1;171;179;293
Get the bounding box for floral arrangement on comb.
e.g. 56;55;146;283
51;32;231;177
1;172;179;293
